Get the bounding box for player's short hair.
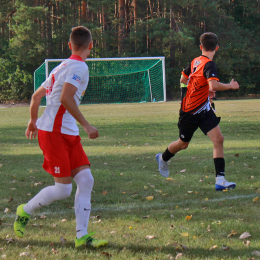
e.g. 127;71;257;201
70;26;92;51
200;32;218;51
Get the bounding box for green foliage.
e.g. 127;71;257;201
0;58;33;102
9;3;47;71
0;0;259;101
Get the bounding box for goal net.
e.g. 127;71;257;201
34;57;166;106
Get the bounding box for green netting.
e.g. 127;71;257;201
34;63;46;106
34;58;165;105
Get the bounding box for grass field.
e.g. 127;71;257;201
0;100;260;260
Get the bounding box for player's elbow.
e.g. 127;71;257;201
31;91;42;103
209;80;219;91
60;94;68;105
210;85;218;92
180;78;188;85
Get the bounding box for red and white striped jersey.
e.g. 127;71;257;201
36;55;89;135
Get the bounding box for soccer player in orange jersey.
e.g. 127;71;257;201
14;26;108;248
156;32;239;191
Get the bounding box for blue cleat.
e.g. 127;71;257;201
215;176;236;191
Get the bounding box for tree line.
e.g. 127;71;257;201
0;0;259;102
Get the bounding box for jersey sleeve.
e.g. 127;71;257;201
203;61;219;81
41;79;48;89
182;65;191;79
65;64;89;89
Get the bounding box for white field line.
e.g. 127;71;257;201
5;193;256;218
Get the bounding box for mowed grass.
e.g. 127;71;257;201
0;99;260;260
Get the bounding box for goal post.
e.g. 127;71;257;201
34;57;166;106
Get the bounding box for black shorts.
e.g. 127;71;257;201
178;108;221;142
181;87;187;102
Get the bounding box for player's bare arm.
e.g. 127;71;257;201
209;79;239;92
25;86;46;140
180;75;188;85
60;82;99;139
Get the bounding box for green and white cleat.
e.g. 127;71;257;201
14;204;30;238
75;234;108;248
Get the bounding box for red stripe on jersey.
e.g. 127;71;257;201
46;74;55;96
53;105;66;133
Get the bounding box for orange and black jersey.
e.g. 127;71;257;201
181;55;219;114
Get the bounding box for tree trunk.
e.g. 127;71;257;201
56;1;62;56
115;1;118;18
147;3;149;53
102;5;107;31
133;0;137;52
82;0;87;21
169;6;175;69
125;0;129;36
118;0;125;55
46;0;52;57
157;0;160;18
148;0;153;16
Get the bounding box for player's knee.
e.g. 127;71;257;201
56;183;72;199
214;134;224;145
76;169;94;191
179;141;189;150
63;185;73;199
83;172;94;191
182;142;189;149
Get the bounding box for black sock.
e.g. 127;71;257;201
162;148;175;161
214;158;225;177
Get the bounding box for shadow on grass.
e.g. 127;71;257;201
1;119;260;146
0;238;257;259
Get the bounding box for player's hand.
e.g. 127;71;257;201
84;124;99;139
230;79;239;90
25;120;38;140
209;89;216;99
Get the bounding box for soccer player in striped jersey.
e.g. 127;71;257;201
156;32;239;191
14;26;108;248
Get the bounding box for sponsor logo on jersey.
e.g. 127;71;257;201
194;60;201;66
72;74;81;83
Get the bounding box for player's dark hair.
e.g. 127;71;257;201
70;26;92;51
200;32;218;51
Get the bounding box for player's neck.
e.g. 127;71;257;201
71;51;89;61
201;50;215;60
